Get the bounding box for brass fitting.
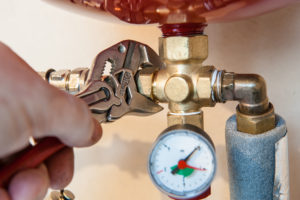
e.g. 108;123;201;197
68;68;89;93
236;103;275;134
214;72;275;134
149;35;212;129
196;66;216;107
159;35;208;62
49;70;71;90
137;34;275;134
150;35;215;114
39;35;276;135
220;73;269;115
167;111;204;129
39;68;89;94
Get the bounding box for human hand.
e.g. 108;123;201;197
0;42;102;200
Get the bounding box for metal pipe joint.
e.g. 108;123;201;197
39;68;89;94
136;35;275;133
39;35;275;134
215;72;269;115
212;71;275;134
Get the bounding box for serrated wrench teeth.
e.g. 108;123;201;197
108;68;163;121
79;40;163;122
87;41;130;82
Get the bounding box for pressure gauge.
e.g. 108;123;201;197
148;124;216;200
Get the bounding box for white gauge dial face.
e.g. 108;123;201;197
148;129;216;199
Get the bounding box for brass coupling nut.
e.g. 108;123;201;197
159;35;208;62
236;103;276;134
197;67;220;106
211;70;237;104
167;111;204;129
40;68;89;94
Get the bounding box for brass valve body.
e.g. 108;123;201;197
137;35;275;134
152;35;216;114
153;35;215;128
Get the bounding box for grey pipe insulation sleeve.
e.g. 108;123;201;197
225;115;289;200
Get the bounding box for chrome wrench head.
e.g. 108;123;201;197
76;80;121;123
78;40;164;122
108;68;163;121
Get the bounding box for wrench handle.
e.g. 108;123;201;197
0;137;65;188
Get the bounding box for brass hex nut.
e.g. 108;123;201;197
159;35;208;61
49;70;71;91
68;68;89;93
236;104;276;134
196;66;216;107
167;112;203;128
68;72;81;92
136;67;157;98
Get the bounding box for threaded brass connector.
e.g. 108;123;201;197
39;68;89;94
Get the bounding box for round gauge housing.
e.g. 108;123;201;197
148;124;216;199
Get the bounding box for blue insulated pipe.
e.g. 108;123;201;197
225;115;289;200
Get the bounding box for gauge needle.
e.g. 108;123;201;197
171;146;200;175
184;146;200;162
178;160;206;171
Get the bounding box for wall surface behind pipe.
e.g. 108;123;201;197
0;0;299;199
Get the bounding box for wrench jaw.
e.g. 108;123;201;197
91;113;107;123
76;80;122;122
87;41;131;83
138;44;166;71
108;68;163;121
84;40;164;122
0;40;165;190
108;96;164;121
41;40;164;123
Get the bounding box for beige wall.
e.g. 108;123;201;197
0;0;300;199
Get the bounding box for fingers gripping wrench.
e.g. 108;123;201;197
0;40;164;187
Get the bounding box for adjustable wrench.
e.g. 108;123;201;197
0;40;164;187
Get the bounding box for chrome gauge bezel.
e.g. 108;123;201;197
148;124;217;199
